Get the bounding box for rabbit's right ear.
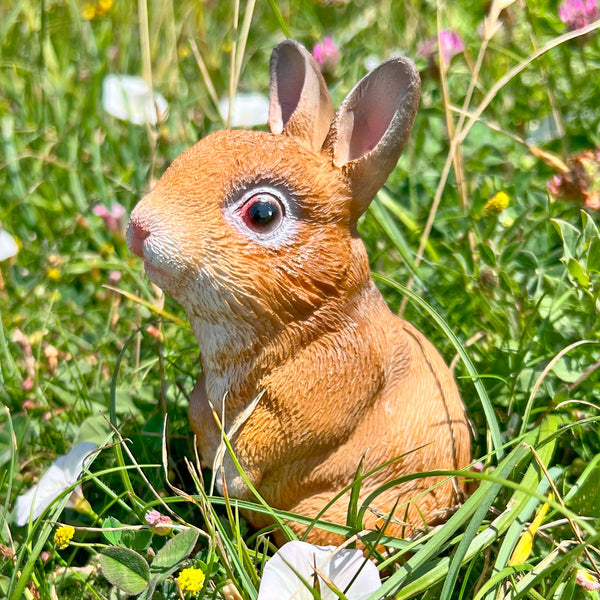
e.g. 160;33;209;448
323;57;420;219
268;39;334;152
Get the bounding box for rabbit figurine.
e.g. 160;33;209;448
127;39;471;544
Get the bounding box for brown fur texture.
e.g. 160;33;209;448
127;40;471;545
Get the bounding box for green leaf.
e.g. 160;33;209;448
566;258;590;287
474;565;533;600
479;242;497;267
0;575;9;598
136;577;159;600
131;529;154;553
551;575;576;600
99;546;150;595
587;237;600;273
102;517;122;545
551;218;581;260
581;210;600;242
0;414;28;468
346;456;365;529
566;463;600;518
552;356;585;383
75;414;113;447
151;527;199;571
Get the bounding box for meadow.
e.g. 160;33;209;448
1;0;600;598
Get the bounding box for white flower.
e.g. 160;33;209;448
14;442;98;527
363;54;381;72
0;229;18;261
257;540;382;600
218;92;270;128
102;74;169;126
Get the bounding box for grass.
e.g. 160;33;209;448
1;0;600;598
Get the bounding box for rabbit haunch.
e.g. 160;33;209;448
127;40;470;544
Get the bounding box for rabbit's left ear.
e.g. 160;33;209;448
323;57;420;218
268;40;334;152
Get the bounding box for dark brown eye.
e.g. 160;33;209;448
241;193;284;233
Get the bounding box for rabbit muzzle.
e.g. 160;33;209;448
126;208;185;288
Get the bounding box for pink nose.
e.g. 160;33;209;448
127;217;150;258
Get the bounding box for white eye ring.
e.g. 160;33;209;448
226;185;296;245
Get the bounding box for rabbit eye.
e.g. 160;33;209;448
227;186;293;245
241;193;284;233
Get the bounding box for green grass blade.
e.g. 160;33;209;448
499;539;596;600
369;441;530;600
0;308;20;387
109;328;147;517
474;565;533;600
266;0;289;37
482;415;562;600
191;482;259;598
441;417;561;600
369;195;423;283
373;273;504;460
481;468;558;600
439;471;509;600
8;484;79;600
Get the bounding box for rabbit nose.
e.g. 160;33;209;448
127;217;151;258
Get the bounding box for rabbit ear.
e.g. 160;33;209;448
323;57;420;217
268;39;334;152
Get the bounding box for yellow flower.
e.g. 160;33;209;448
484;191;510;215
177;45;191;60
100;242;115;256
81;0;112;20
177;566;206;593
81;2;96;19
53;525;75;550
97;0;113;14
47;267;61;281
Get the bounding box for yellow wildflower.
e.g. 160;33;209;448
53;525;75;550
484;191;510;215
81;0;113;20
81;3;96;19
100;242;115;256
97;0;113;15
177;566;206;593
47;267;61;281
178;45;191;60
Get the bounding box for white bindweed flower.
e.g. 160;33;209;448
364;54;381;72
218;92;270;128
0;228;18;261
102;74;169;126
257;540;382;600
14;442;98;527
